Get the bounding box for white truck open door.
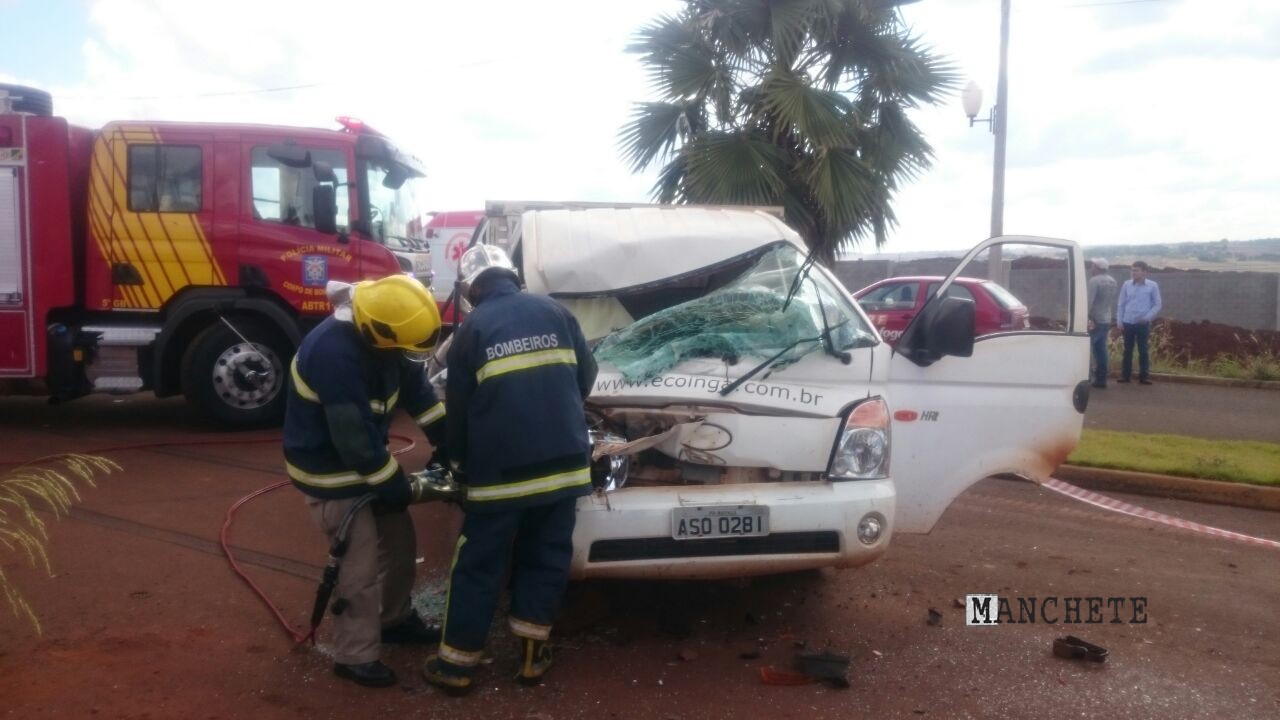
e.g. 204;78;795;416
885;236;1090;534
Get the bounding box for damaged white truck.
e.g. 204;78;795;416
444;204;1090;580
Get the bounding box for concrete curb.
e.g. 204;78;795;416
1053;464;1280;513
1108;371;1280;391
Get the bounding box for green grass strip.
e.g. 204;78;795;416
1068;429;1280;486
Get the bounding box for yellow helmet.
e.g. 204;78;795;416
352;275;442;355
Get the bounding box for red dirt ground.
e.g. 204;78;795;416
2;395;1278;719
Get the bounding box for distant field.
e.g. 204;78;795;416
1105;256;1280;273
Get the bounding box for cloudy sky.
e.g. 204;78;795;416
2;0;1276;254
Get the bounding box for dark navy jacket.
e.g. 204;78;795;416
284;316;445;501
446;272;597;512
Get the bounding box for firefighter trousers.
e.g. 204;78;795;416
437;497;577;671
306;496;416;665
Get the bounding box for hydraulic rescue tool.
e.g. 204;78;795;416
306;466;463;642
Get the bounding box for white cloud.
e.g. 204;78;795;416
884;0;1280;253
17;0;1280;254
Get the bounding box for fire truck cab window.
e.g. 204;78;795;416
127;145;202;213
250;147;349;231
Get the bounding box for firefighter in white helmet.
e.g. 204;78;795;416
423;245;597;695
284;274;446;688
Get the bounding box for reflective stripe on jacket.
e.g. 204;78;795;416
446;273;597;512
284;316;445;500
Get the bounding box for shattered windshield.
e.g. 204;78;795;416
594;244;877;382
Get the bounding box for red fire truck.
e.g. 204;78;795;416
0;84;434;426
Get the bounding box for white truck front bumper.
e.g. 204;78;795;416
570;479;895;580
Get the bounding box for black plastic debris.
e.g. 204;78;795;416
1052;635;1108;663
795;651;851;689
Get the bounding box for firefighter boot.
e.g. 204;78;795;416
333;660;397;688
422;654;474;697
517;638;553;685
381;611;442;645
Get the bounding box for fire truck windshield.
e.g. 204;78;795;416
364;161;429;252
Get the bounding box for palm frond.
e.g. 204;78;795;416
758;69;855;148
684;131;787;205
862;33;960;106
652;150;691;204
694;0;770;58
804;147;880;233
766;0;824;69
627;13;698;63
619;102;694;172
0;453;119;635
861;101;934;183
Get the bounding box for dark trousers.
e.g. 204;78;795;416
1121;322;1151;380
1089;324;1110;385
437;497;577;672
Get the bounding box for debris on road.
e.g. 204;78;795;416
759;667;814;686
1052;635;1109;663
926;608;943;626
795;652;851;689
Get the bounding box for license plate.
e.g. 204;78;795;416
671;505;769;540
410;253;432;274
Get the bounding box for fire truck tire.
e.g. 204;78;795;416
181;320;291;427
0;84;53;116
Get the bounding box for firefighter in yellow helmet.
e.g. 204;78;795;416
284;275;446;688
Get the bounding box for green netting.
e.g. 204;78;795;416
593;282;821;382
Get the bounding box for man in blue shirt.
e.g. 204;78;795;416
1115;260;1162;384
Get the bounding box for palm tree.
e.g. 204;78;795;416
621;0;956;262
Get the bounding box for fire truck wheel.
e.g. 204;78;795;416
181;320;291;427
0;84;54;116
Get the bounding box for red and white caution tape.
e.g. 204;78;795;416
1044;477;1280;551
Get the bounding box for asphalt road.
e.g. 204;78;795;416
1;395;1276;719
1083;380;1280;443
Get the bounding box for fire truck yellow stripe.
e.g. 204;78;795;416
86;205;136;308
110;131;176;303
134;126;201;292
93;137;160;307
153;214;194;286
89;132;143;308
165;211;204;279
98;131;159;307
190;215;226;284
136;212;188;293
143;126;225;287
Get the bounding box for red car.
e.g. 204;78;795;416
854;276;1030;345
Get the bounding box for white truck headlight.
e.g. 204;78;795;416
828;397;890;480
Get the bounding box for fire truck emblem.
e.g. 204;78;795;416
302;255;328;287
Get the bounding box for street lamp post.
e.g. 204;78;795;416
963;0;1012;286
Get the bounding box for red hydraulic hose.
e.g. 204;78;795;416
3;433;418;645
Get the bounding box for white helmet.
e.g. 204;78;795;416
457;244;517;308
458;244;516;285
